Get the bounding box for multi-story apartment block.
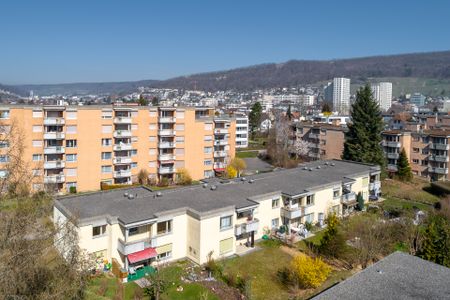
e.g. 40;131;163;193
294;122;347;161
332;77;351;115
235;114;249;148
382;129;450;181
0;105;236;193
54;160;381;281
371;82;392;111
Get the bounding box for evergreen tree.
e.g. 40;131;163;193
396;148;413;181
342;84;385;168
318;214;347;258
287;104;292;120
417;215;450;267
249;102;263;138
322;103;331;114
138;94;148;106
356;192;364;211
151;96;159;106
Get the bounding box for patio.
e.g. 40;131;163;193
127;265;156;282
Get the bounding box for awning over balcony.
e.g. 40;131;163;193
127;247;157;264
214;168;225;172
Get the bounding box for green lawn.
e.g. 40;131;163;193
382;178;440;205
381;196;433;212
236;151;258;158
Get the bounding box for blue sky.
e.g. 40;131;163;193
1;0;450;84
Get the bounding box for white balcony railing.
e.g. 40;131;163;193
44;146;65;154
428;166;449;175
158;154;176;161
113;157;132;164
280;206;303;219
386;153;399;159
158;129;176;136
44;175;65;184
430;143;449;151
114;170;132;178
159;117;176;123
113;144;132;151
117;237;157;256
214;128;228;134
44;118;65;125
214;139;228;146
387;164;398;172
213;162;226;169
158;142;176;148
369;181;381;191
429;155;449;162
113;130;132;138
159;167;175;174
382;141;401;148
341;192;356;203
113;117;132;124
44;132;65;140
235;218;260;236
44;161;65;169
214;151;227;157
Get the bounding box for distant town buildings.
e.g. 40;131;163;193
371;82;392;111
327;77;351;115
410;93;426;107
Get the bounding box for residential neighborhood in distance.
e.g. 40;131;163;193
1;1;449;300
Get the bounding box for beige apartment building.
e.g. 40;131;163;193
0;104;236;193
54;160;381;282
294;122;346;161
382;129;450;181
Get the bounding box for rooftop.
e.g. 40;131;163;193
313;252;450;300
55;160;379;226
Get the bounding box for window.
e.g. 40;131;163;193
220;215;232;230
131;111;138;117
0;141;8;148
412;159;419;164
175;161;185;168
204;135;213;141
66;125;77;134
204;123;213;131
175;111;184;119
333;189;340;198
131;124;138;131
0;110;10;119
32;110;43;118
413;147;420;153
130;149;137;156
66;154;77;162
271;218;279;229
66;168;77;177
149;111;157;117
306;195;314;206
175;136;184;143
149;161;156;168
128;227;141;236
32;169;41;176
32;183;42;191
219;238;233;255
32;140;43;148
175;124;185;131
32;125;42;133
131;137;138;143
92;225;107;237
149;136;156;142
66;111;77;119
175;148;184;155
157;251;172;260
422;149;429;155
0;155;9;163
101;152;112;160
102;125;112;134
204;147;213;154
102;111;112;119
101;165;112;173
32;154;42;161
204;170;214;178
362;177;369;187
66;139;77;148
157;220;172;235
101;138;112;146
272;198;279;208
131;162;138;169
149;148;157;155
204;159;212;166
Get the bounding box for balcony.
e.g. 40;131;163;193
158;154;176;161
429;155;449;162
309;133;320;139
44;175;65;184
369;181;381;191
113;157;132;164
159;117;176;123
113;130;132;138
44;118;65;125
303;205;315;215
214;140;228;146
44;161;65;169
44;132;65;140
235;218;260;236
214;151;227;157
44;146;65;154
113;117;132;124
382;141;401;148
114;170;132;178
117;237;157;256
341;192;356;203
386;153;399;159
430;143;449;150
387;164;398;172
158;129;176;136
428;166;449;175
214;162;226;169
281;206;303;219
214;128;228;134
159;167;175;174
159;142;176;149
113;143;133;151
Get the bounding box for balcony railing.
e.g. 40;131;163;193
113;130;132;138
214;128;228;134
309;133;320;139
430;143;449;150
281;206;303;219
428;166;449;175
214;139;228;146
113;143;133;151
341;192;356;203
159;167;175;174
382;141;401;148
428;155;449;162
234;218;260;236
114;170;132;178
158;142;176;148
44;132;65;140
158;154;176;161
159;117;176;123
44;161;65;169
386;153;399;159
117;237;157;256
214;151;227;157
387;164;398;172
44;175;65;184
113;117;132;124
213;162;226;169
44;118;65;125
158;129;176;136
113;157;132;164
369;181;381;191
44;146;65;154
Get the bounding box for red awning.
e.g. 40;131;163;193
127;248;157;264
214;168;225;172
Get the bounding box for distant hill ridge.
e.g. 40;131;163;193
3;50;450;95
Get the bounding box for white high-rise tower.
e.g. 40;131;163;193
371;82;392;111
332;77;351;115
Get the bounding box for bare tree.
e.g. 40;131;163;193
266;113;297;168
292;139;312;160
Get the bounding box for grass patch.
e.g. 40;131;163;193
296;229;325;252
381;196;433;212
382;178;440;205
236;151;258;158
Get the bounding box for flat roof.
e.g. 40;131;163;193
313;251;450;300
55;160;379;225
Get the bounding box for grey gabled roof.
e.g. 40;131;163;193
55;160;379;225
313;251;450;300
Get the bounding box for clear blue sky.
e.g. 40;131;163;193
1;0;450;85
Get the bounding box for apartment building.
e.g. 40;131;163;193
294;122;347;161
235;114;249;148
0;105;236;193
382;129;450;181
54;160;381;280
332;77;351;115
371;82;392;111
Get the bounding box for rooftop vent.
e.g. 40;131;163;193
241;177;247;181
324;162;329;165
127;194;135;200
124;192;129;197
331;163;336;166
156;191;162;197
308;168;313;171
202;183;208;188
249;179;255;184
210;185;217;191
317;166;321;169
303;166;308;170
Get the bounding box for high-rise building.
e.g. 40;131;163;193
332;78;351;115
0;104;236;194
371;82;392;111
235;114;249;148
410;93;426;107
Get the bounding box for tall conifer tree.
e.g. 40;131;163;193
342;84;385;168
397;148;413;181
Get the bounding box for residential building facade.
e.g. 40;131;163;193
371;82;392;111
332;77;351;115
0;105;236;193
235;114;249;148
54;160;381;281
